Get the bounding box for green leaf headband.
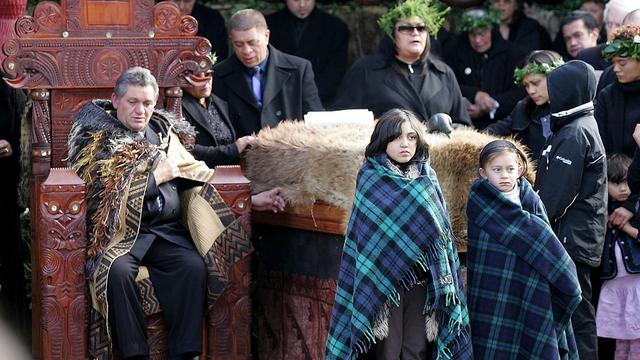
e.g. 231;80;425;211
513;59;564;85
602;35;640;61
208;52;218;67
457;7;500;33
377;0;450;39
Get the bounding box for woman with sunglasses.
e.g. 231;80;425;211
331;0;472;128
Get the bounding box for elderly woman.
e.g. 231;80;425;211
486;50;564;161
331;0;472;127
444;7;527;130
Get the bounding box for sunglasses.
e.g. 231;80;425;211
397;25;427;34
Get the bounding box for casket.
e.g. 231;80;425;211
242;121;534;359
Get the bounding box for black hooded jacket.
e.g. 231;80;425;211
534;60;607;267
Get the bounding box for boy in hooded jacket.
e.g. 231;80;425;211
534;60;608;360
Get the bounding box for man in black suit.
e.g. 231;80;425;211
266;0;349;106
175;0;229;60
213;9;323;138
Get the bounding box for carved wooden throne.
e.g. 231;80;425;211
2;1;252;359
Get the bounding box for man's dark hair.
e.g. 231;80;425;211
560;10;599;32
365;108;429;162
228;9;267;33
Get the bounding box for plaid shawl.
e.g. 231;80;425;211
467;178;581;359
326;155;472;360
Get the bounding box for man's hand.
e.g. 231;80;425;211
153;153;180;185
633;124;640;147
0;139;13;158
251;187;286;213
235;135;257;154
474;91;497;113
609;207;633;228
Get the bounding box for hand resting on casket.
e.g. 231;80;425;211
251;186;286;213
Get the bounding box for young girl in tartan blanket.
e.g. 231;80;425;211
467;140;582;359
596;154;640;359
325;109;472;360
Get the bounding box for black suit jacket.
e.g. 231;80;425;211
130;119;193;260
577;44;609;71
182;93;240;167
192;3;228;60
266;8;349;104
213;44;324;137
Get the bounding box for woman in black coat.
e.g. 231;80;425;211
594;24;640;159
181;71;255;168
331;1;472;127
444;8;527;129
486;50;563;161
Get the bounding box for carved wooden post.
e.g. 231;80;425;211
207;166;253;360
29;88;51;359
165;86;184;119
37;168;87;360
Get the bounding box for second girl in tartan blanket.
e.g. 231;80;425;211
467;140;582;359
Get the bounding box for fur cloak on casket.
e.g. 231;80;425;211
243;122;534;249
67;100;252;358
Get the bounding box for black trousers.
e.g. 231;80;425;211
376;284;428;360
107;238;206;359
573;263;598;360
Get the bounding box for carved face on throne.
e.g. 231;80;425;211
111;85;157;132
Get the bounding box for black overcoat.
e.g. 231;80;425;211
266;8;349;105
213;44;323;137
331;53;472;126
445;31;526;129
192;3;228;60
594;80;640;158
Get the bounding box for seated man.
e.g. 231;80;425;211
559;11;600;60
67;67;283;359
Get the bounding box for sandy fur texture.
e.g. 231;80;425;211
242;121;534;247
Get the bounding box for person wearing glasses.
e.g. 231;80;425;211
331;0;472;128
444;7;526;129
491;0;551;54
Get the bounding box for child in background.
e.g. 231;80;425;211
596;154;640;360
325;108;471;360
467;139;582;359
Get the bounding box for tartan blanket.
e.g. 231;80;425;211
467;178;581;359
326;155;472;360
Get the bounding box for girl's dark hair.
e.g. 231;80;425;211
379;32;431;74
607;153;632;183
365;108;429;161
478;139;528;175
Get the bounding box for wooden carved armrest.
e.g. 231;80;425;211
36;168;88;359
205;165;253;360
